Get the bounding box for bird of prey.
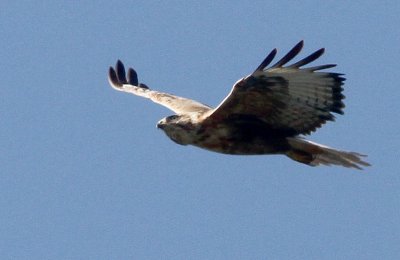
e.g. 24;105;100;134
108;41;370;169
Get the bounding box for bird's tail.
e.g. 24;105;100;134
285;137;370;170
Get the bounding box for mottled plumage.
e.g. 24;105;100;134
108;41;370;169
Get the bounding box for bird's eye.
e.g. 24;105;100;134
167;115;179;122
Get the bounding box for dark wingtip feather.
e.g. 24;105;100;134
331;107;344;115
253;48;277;72
138;83;149;89
306;64;337;71
288;48;325;68
108;66;121;87
270;40;304;68
319;113;335;121
127;68;139;86
116;60;127;83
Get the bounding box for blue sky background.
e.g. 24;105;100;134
1;1;399;259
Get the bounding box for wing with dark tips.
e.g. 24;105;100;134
108;60;211;114
205;41;345;135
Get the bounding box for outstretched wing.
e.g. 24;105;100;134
108;60;211;114
204;41;345;135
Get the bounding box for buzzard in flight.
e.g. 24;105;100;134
108;41;370;169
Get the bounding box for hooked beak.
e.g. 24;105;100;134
157;119;166;129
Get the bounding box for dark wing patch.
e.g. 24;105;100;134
205;41;346;136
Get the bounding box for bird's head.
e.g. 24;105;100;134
157;115;196;145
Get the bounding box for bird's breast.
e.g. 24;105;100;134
191;121;288;155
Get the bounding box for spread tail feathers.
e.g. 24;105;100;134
286;137;370;170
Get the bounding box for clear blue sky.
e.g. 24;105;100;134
1;1;399;259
